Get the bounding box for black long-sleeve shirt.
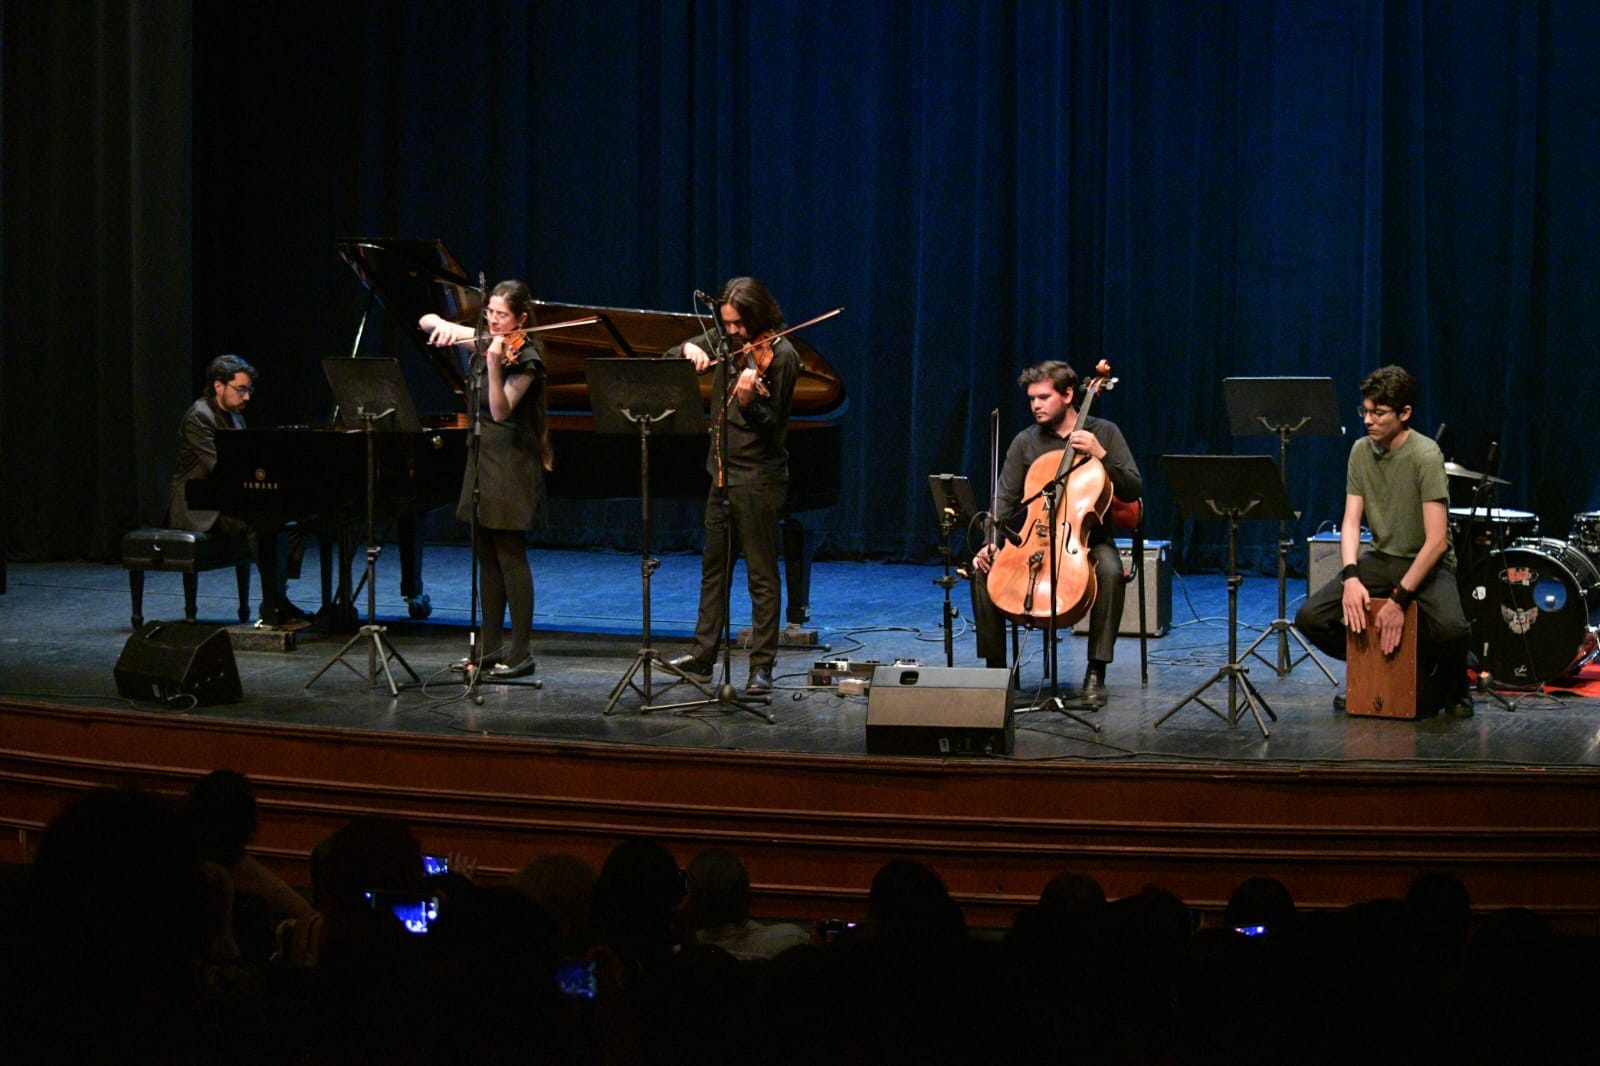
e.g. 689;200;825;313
666;329;798;487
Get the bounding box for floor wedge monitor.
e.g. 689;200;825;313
114;621;242;706
866;666;1013;756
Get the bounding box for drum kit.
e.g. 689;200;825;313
1448;460;1600;688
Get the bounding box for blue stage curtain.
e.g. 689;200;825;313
4;2;1598;574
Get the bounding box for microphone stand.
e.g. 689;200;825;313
460;277;492;705
1000;463;1100;732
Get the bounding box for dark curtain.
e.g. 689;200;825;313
5;1;1598;575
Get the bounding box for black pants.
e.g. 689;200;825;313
1293;551;1470;705
971;540;1124;670
690;481;785;671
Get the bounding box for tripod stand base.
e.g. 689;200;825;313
1155;663;1275;738
305;623;418;698
1243;618;1339;683
1018;693;1101;732
606;653;776;722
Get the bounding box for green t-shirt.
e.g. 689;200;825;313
1346;429;1455;570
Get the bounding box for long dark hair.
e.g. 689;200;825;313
718;277;785;337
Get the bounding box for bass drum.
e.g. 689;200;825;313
1464;539;1600;686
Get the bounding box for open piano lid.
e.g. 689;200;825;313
335;237;847;419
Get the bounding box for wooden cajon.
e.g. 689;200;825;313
1345;598;1419;718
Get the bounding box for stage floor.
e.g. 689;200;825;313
2;547;1596;770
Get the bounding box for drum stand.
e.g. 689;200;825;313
1458;459;1549;709
1155;455;1296;737
1222;377;1341;683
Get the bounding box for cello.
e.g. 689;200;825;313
986;360;1117;628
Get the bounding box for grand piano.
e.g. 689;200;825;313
190;238;846;628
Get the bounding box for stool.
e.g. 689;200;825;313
121;528;252;629
1345;598;1418;718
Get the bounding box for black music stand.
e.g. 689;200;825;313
585;358;716;714
928;474;979;668
1154;455;1296;737
306;358;421;697
1223;377;1342;684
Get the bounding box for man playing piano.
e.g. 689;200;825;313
168;354;307;627
664;277;799;695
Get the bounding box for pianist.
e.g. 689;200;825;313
664;277;798;696
420;279;547;681
167;354;307;627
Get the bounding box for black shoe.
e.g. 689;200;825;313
1446;696;1475;719
1079;671;1107;707
666;654;714;682
745;667;774;695
260;600;312;629
487;653;535;680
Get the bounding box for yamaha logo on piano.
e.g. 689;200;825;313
243;467;278;491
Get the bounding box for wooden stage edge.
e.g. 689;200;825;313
3;697;1597;934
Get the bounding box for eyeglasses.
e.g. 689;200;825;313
1357;405;1394;421
226;381;254;396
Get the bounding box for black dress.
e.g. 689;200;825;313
455;347;548;532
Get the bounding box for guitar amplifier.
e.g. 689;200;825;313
1071;539;1171;637
1307;531;1374;597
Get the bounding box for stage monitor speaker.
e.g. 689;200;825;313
866;666;1013;756
1071;538;1172;636
114;621;241;706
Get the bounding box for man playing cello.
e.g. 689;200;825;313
971;360;1143;705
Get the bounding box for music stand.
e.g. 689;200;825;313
1223;377;1341;684
928;474;979;668
305;358;421;697
1154;455;1296;737
584;357;719;714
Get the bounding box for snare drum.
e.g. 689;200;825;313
1570;511;1600;559
1464;538;1600;685
1448;507;1540;549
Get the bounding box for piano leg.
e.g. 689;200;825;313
781;515;815;629
398;514;432;619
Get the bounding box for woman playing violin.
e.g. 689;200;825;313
419;279;549;680
665;277;798;695
971;360;1142;705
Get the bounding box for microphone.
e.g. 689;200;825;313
694;289;716;305
1485;440;1500;475
1434;422;1448;457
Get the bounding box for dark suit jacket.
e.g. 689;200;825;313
167;395;242;531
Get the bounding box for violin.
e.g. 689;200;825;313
984;360;1117;629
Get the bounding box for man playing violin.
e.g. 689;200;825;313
168;354;308;627
1293;364;1472;717
971;360;1143;705
665;277;799;695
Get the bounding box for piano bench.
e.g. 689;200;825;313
121;528;252;630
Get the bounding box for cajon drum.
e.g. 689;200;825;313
1345;598;1419;718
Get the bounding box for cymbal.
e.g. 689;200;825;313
1444;461;1509;485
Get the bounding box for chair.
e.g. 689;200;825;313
1107;497;1150;683
121;527;252;629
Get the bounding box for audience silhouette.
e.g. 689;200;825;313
3;780;1595;1064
